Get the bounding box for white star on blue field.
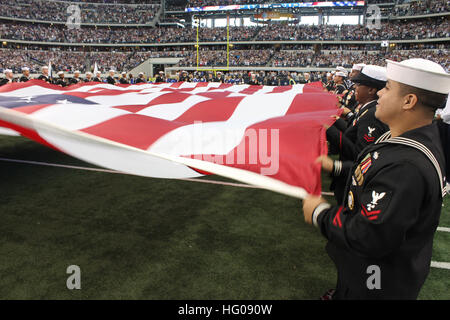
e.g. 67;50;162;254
0;94;99;109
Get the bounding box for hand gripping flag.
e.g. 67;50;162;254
0;80;340;198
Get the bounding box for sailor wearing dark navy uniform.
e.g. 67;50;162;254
69;70;82;85
333;70;348;95
325;65;389;203
135;72;146;84
119;72;129;84
106;69;116;85
54;71;67;87
343;64;366;112
84;72;93;82
0;69;14;86
19;67;30;82
303;58;449;300
37;66;51;82
154;71;165;83
325;72;334;92
93;71;102;83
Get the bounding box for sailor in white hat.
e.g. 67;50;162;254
333;71;348;94
93;71;102;83
69;70;81;85
155;70;165;83
37;66;50;83
350;63;366;78
119;71;129;84
19;67;30;82
325;72;334;91
303;58;450;300
55;71;67;87
84;71;93;82
135;72;146;84
323;64;390;201
302;72;311;84
0;69;14;86
106;69;116;85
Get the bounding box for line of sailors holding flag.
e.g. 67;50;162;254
0;66;151;87
308;59;450;300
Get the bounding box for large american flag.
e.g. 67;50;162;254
0;80;339;197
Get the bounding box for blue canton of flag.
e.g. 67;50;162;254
0;94;99;109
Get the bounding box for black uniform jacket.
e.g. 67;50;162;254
334;83;347;95
327;101;389;203
54;79;67;87
327;100;388;161
69;78;81;85
0;78;12;86
316;123;446;299
37;75;50;82
106;76;116;85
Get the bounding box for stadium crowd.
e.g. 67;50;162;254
0;48;189;73
179;49;274;67
393;0;449;16
0;0;160;24
1;46;447;74
0;67;332;87
0;19;448;44
271;49;449;69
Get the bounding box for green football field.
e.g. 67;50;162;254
0;135;449;300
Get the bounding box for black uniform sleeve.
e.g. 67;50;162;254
326;125;343;155
333;118;348;132
316;161;426;259
332;159;353;180
340;111;387;160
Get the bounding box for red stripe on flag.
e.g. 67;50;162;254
80;114;183;150
144;92;191;107
303;82;327;93
175;96;245;123
64;89;144;99
239;85;264;95
0;79;98;92
286;92;339;114
271;86;293;93
196;91;232;99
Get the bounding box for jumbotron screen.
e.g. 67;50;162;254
186;1;366;12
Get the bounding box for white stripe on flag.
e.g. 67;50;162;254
137;94;210;120
31;104;130;130
148;91;297;155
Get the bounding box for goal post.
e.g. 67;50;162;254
195;15;231;73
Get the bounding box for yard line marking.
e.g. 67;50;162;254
437;227;450;233
431;261;450;270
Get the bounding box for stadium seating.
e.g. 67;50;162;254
0;0;447;80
